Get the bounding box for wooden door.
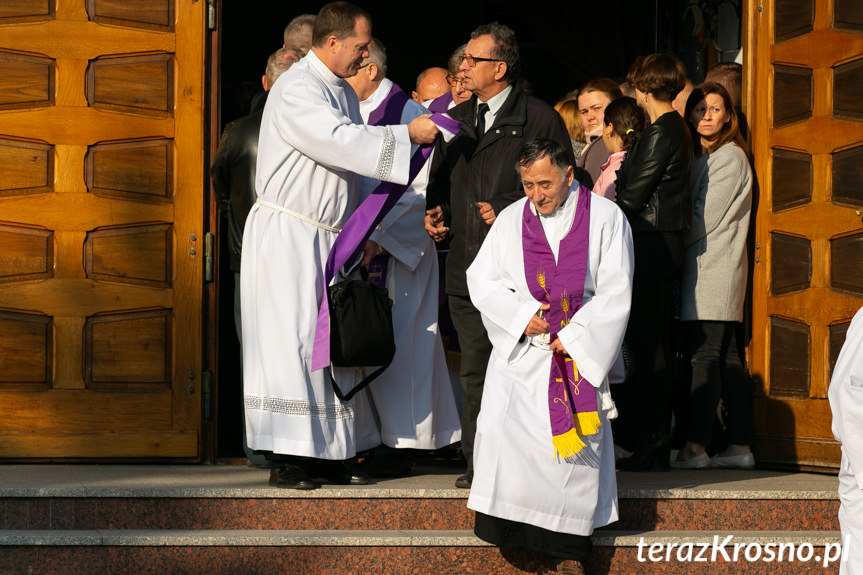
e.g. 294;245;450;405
0;0;205;459
747;0;863;470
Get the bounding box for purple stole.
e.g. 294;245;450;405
311;83;460;371
427;92;453;114
522;184;601;463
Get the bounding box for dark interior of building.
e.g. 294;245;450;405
213;0;743;458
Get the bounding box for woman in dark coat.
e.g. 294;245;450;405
614;53;694;471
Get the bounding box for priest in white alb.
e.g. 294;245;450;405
466;138;633;574
828;305;863;574
345;38;461;476
240;2;439;490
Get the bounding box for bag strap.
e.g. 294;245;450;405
327;361;391;402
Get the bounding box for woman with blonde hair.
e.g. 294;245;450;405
671;82;753;470
554;98;587;158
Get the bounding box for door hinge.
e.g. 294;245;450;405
204;232;214;282
207;0;216;30
202;370;212;420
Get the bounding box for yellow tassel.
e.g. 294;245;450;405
552;428;586;460
573;411;602;436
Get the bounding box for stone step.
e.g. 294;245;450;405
0;494;840;532
0;465;840;532
0;529;846;574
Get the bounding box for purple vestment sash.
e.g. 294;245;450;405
427;92;453;114
310;83;460;371
522;184;601;463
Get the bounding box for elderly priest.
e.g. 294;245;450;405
465;138;633;574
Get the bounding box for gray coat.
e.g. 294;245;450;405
680;143;752;322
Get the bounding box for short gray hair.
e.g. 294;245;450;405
283;14;315;54
470;22;520;83
365;37;386;73
265;48;299;87
448;43;467;76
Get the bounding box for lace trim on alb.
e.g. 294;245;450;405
372;125;396;181
244;395;354;420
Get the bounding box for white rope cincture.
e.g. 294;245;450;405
255;198;342;233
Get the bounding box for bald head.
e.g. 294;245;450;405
412;67;448;103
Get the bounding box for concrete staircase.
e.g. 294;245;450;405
0;464;841;574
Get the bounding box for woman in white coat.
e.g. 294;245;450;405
672;83;754;469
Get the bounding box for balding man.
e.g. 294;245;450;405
412;66;449;105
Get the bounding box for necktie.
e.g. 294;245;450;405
475;103;489;137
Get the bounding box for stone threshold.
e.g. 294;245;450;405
0;465;839;500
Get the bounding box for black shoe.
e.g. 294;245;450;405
616;432;671;472
455;472;473;489
363;446;415;478
307;461;371;485
269;464;318;490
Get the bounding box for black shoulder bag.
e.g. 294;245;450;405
326;266;395;401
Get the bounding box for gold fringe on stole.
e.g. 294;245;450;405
552;428;587;460
573;410;602;436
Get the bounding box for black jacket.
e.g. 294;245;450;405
615;111;694;233
210;94;267;271
426;84;573;296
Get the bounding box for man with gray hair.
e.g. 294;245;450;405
283;13;316;55
466;138;632;574
345;38;462;477
425;22;574;489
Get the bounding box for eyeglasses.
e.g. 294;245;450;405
460;54;503;68
446;75;465;87
357;62;371;69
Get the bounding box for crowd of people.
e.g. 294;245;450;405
211;2;764;573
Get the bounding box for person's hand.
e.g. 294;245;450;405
424;206;449;241
361;240;384;267
550;338;569;356
408;114;439;145
477;202;496;226
524;303;550;336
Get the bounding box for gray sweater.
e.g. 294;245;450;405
680;143;753;322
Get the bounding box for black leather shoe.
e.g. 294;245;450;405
308;461;371;485
363;446;415;478
269;465;318;490
455;472;473;489
616;432;671;472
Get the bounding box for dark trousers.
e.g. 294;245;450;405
627;231;683;437
448;294;493;474
684;320;754;446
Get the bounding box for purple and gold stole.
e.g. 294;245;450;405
522;184;601;462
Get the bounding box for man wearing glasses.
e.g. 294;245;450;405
425;22;573;490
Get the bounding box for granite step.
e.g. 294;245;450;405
0;465;840;532
0;529;846;574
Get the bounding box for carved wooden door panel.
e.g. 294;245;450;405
748;0;863;470
0;0;205;459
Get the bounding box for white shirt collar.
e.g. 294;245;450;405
481;84;513;116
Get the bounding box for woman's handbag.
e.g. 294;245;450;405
326;266;395;401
